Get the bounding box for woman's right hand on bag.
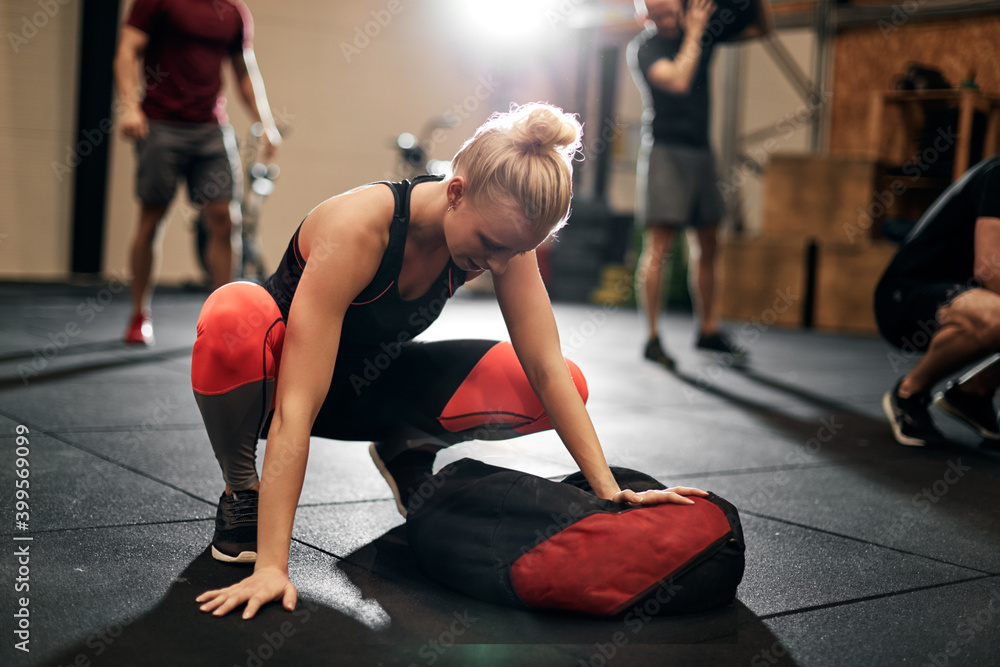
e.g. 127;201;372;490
196;566;298;619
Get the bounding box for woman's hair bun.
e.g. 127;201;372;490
449;102;583;235
508;104;582;159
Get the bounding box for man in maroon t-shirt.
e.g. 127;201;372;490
115;0;281;345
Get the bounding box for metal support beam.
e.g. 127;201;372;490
811;0;834;151
760;32;821;104
719;47;746;232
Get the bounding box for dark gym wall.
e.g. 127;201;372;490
71;0;122;275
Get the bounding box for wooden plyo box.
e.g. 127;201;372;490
717;237;807;328
762;154;878;244
814;241;899;334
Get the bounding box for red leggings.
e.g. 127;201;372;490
191;282;588;490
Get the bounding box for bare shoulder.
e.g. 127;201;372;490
298;183;396;264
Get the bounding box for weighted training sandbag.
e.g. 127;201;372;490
405;459;745;616
708;0;761;43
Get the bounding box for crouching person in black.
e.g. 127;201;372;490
876;155;1000;446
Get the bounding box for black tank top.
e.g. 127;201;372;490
262;174;467;349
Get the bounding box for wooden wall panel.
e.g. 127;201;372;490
761;154;876;244
814;240;898;334
717;236;808;328
0;0;81;279
830;13;1000;157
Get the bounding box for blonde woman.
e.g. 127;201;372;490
191;103;706;620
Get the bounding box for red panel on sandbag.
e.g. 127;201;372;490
509;498;732;616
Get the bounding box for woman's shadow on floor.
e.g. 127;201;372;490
44;524;797;666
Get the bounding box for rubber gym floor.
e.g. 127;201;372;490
1;282;998;667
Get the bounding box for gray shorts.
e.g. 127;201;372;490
134;120;242;207
635;141;725;228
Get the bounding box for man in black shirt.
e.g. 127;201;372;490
876;155;1000;446
628;0;765;369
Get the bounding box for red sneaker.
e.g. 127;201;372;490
124;312;154;345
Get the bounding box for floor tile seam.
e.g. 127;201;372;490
297;497;398;509
741;510;995;575
0;516;213;537
657;456;909;481
588;402;888;418
594;396;884;410
0;345;194;388
601;382;892;400
289;536;351;565
593;398;840;413
943;442;1000;463
1;415;217;507
0;343;193;365
0;338;186;364
593;406;892;438
46;424;206;434
102;346;195;377
756;574;999;621
670;448;1000;480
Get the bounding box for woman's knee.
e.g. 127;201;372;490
192;282;284;393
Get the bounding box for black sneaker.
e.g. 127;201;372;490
211;489;258;563
643;337;676;371
369;443;436;518
696;330;748;366
882;380;943;447
934;382;1000;440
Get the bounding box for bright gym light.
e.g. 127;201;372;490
397;132;417;150
455;0;561;44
